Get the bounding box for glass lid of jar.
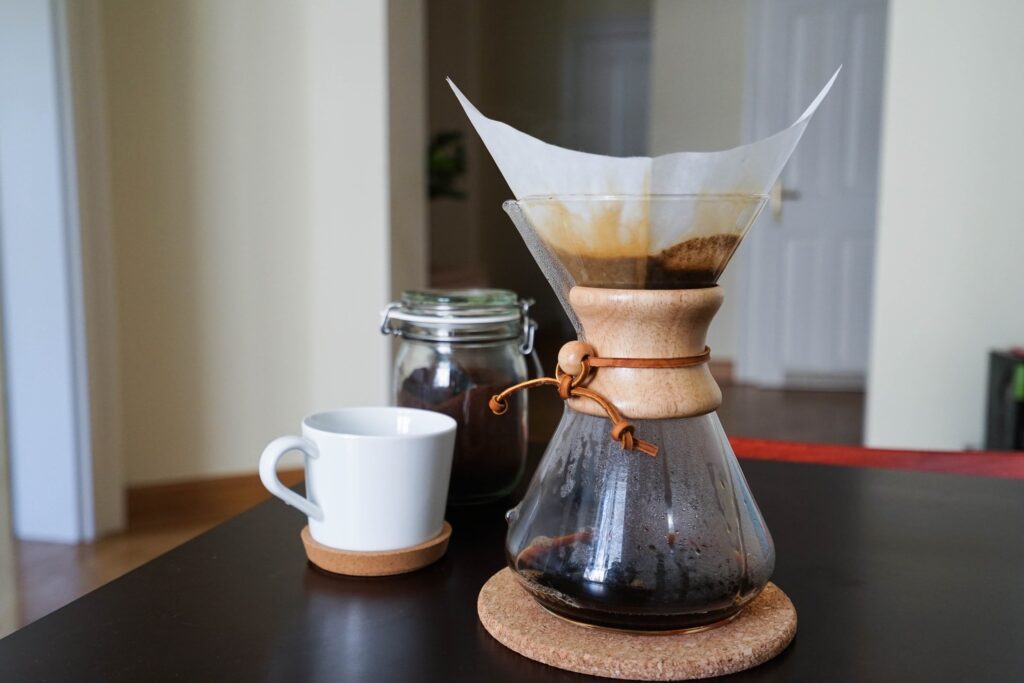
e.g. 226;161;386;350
381;288;535;349
400;288;519;318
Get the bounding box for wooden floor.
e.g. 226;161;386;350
718;382;865;445
2;382;865;638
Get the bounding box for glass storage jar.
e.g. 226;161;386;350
381;289;537;504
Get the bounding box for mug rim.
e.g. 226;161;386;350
302;406;456;440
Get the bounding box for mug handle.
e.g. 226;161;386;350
259;436;324;521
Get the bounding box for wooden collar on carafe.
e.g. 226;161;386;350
489;286;725;456
562;285;724;420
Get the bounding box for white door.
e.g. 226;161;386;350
737;0;888;389
0;0;104;541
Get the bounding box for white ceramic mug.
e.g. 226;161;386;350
259;407;457;551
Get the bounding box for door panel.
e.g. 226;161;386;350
561;20;651;157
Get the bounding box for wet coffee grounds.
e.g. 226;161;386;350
551;234;741;289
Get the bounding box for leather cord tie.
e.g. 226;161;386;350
487;343;712;458
587;347;710;369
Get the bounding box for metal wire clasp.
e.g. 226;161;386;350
518;298;537;355
379;302;401;336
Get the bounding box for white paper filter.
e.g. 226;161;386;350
448;70;839;261
449;70;838;199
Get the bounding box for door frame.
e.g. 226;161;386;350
735;0;786;387
0;0;122;542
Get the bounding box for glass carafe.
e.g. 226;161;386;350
500;196;774;631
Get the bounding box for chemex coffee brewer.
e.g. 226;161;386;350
451;69;838;675
499;195;768;631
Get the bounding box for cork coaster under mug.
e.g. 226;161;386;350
302;521;452;577
260;407;458;577
478;568;796;681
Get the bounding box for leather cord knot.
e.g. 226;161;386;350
610;420;635;451
557;372;573;400
487;343;709;458
488;395;508;415
489;372;657;456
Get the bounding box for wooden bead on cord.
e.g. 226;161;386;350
557;341;595;377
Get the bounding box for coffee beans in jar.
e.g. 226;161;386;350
381;289;536;504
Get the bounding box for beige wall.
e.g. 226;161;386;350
476;0;654;350
388;0;428;298
427;0;653;357
649;0;748;155
865;0;1024;449
98;0;423;485
649;0;749;360
474;0;571;330
430;0;751;362
426;0;483;283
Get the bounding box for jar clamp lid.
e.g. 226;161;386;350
381;289;536;354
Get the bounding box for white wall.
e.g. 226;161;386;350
648;0;748;360
97;0;422;485
865;0;1024;450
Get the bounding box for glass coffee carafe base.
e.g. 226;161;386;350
538;600;743;635
513;569;760;632
504;409;774;632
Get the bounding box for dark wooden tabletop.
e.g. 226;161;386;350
2;457;1023;682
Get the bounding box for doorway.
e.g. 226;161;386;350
737;0;888;389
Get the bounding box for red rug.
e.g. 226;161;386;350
730;437;1024;480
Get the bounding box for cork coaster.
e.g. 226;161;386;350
478;568;796;681
301;522;451;577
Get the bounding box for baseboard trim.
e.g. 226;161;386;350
127;469;304;530
782;371;865;391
